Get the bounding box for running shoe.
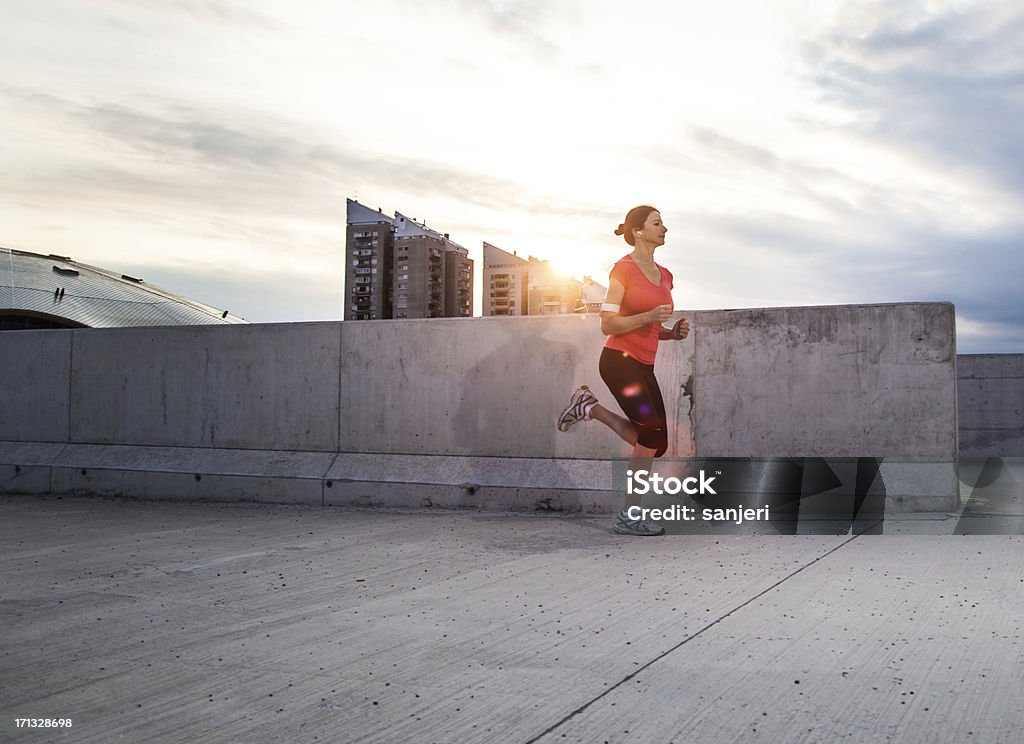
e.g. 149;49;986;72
612;510;666;536
557;385;598;432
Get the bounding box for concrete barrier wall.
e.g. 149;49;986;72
958;354;1024;457
336;314;694;459
0;330;72;442
69;323;342;450
696;303;958;458
0;302;959;511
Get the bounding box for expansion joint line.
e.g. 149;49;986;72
522;521;883;744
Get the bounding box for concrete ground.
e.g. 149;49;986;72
3;495;1024;744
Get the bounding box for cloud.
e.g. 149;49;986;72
804;2;1024;352
457;0;564;61
104;0;285;33
0;90;464;210
804;1;1024;193
3;84;618;229
956;314;1024;354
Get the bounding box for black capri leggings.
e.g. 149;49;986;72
598;347;668;457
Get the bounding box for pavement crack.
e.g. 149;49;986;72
522;523;881;744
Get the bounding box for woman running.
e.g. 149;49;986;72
557;205;688;536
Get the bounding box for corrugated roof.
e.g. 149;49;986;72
0;247;247;328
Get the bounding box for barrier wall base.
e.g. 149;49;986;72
1;442;959;515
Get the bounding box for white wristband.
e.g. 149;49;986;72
601;303;620;312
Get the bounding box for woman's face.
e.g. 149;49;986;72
635;210;667;247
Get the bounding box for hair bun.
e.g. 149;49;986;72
614;223;625;235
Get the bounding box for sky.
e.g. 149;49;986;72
2;0;1022;352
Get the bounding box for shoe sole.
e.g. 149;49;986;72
612;525;666;536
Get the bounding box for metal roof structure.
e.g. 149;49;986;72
346;199;395;226
0;247;247;329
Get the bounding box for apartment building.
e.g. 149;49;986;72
345;200;394;321
482;241;529;316
345;199;473;320
483;241;606;316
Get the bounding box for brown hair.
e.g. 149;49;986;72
614;205;658;247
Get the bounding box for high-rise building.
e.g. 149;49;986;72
445;248;474;318
482;241;606;316
345;200;394;321
482;242;529;316
392;213;472;319
345;199;473;320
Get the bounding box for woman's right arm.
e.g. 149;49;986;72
600;278;671;336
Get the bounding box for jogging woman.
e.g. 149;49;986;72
557;205;688;536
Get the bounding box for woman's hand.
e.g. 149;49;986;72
671;316;689;340
659;316;689;341
646;304;674;325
